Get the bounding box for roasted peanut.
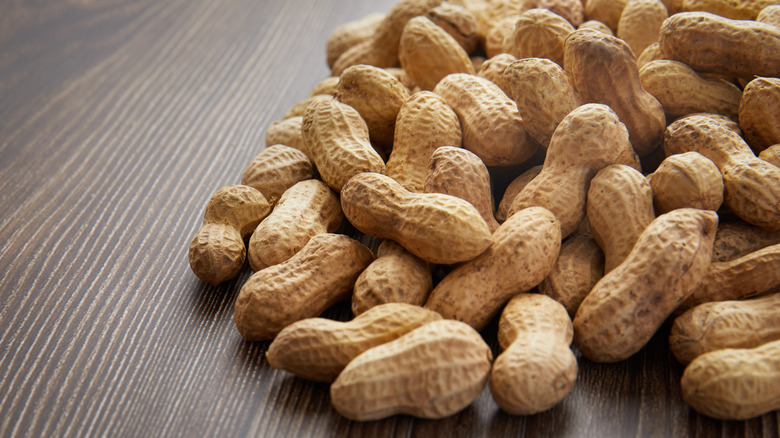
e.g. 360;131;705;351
496;165;542;223
739;77;780;154
670;293;780;365
326;13;385;68
284;95;322;119
240;145;314;204
266;303;441;382
341;172;492;265
760;144;780;168
309;76;339;97
681;339;780;420
476;53;516;97
712;220;780;262
352;240;433;316
507;8;575;67
426;3;480;54
647;151;724;214
235;233;373;341
573;208;718;362
636;42;663;69
330;320;492;421
539;0;585;27
188;185;271;286
578;20;614;35
247;179;342;271
681;0;780;20
757;4;780;26
425;206;561;330
584;0;628;31
265;116;305;156
617;0;668;58
490;293;577;415
484;16;518;58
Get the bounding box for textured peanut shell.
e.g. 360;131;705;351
681;339;780;420
760;144;780;168
309;76;339;97
326;13;385;69
341;172;492;265
659;12;780;78
564;29;666;156
352;240;433;316
301;96;385;192
490;293;577;415
539;233;605;316
664;114;780;230
335;64;409;148
284;95;322;119
573;208;718;362
234;233;374;341
424;206;561;330
424;146;500;232
539;0;585;26
385;91;462;192
617;0;668;58
484;16;517;58
639;60;742;122
266;303;441;382
739;77;780;154
188;185;271;285
712;221;780;262
509;104;638;238
682;0;780;20
507;8;575;67
473;0;535;49
399;16;476;92
757;5;780;26
584;0;628;30
247;179;343;271
679;243;780;312
670;293;780;365
648;151;724;214
496;165;542;223
587;164;655;273
434;73;537;166
476;53;516;97
426;3;480;54
265;117;305;155
330;320;492;421
578;20;614;35
240;145;314;204
504;58;581;148
636;43;663;69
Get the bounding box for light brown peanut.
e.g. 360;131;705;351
760;144;780;168
507;8;575;67
326;13;385;68
188;185;271;285
426;3;480;54
739;77;780;154
681;0;780;20
578;20;614;35
584;0;628;31
247;179;343;271
539;0;585;27
636;42;663;69
539;232;605;316
617;0;668;58
712;221;780;262
266;303;441;382
476;53;516;97
573;208;718;362
240;145;314;204
647;151;724;214
490;293;577;415
352;240;433;316
424;206;561;330
265;116;305;155
484;16;519;58
309;76;339;97
341;172;492;265
757;4;780;26
496;165;542;223
234;233;374;341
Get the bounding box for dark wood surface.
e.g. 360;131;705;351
0;1;778;436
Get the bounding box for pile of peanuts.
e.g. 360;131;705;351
188;0;780;422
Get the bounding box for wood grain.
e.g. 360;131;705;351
0;0;777;436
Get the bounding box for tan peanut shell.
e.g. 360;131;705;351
539;0;585;26
484;16;517;58
573;208;718;362
424;206;561;330
385;91;462;192
476;53;517;97
341;172;492;265
681;339;780;420
234;233;374;341
240;145;314;204
496;165;542;223
539;232;605;316
664;114;780;230
617;0;668;58
266;303;442;382
639;60;742;122
301;96;386;192
188;185;271;285
739;77;780;154
757;5;780;26
490;293;577;415
352;240;433;316
648;151;724;214
659;12;780;79
584;0;628;31
712;221;780;262
247;179;343;271
433;73;537;166
309;76;339;97
284;95;322;119
424;146;500;232
427;3;480;54
682;0;780;20
326;12;385;68
335;64;409;148
636;43;663;69
564;29;666;156
503;57;581;148
470;55;487;72
587;164;655;273
679;243;780;312
474;0;536;49
760;144;780;168
578;20;614;35
509;104;639;238
507;8;575;67
670;293;780;365
265;116;305;155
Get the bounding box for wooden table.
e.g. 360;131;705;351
1;1;777;436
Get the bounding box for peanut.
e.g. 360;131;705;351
426;3;480;54
240;145;314;204
340;172;492;264
234;233;373;341
636;42;663;69
760;144;780;168
476;53;516;97
507;8;575;67
538;0;585;27
309;76;339;97
188;185;271;285
490;293;577;415
326;13;385;69
424;206;561;330
247;179;343;271
617;0;668;58
681;0;780;20
539;232;605;316
330;320;492;421
496;165;542;223
264;116;305;156
757;4;780;26
578;20;614;35
584;0;628;31
739;77;780;154
647;151;724;214
712;221;780;262
266;303;441;382
573;208;718;362
484;16;518;58
284;95;321;119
